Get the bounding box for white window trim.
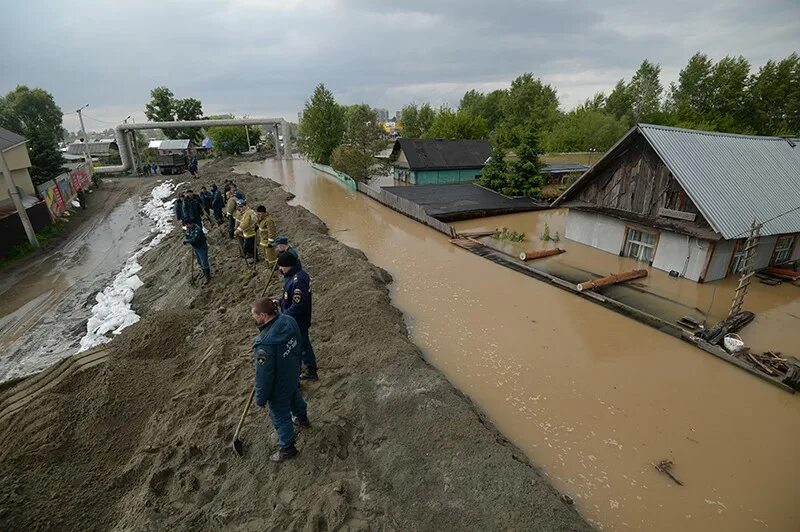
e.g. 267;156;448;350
623;227;658;263
773;235;796;264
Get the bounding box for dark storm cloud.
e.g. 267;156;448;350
1;0;797;130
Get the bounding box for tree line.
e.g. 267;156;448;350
400;52;800;154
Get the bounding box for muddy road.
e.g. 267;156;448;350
237;158;800;532
0;178;158;381
0;161;588;531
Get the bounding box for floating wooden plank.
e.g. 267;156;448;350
658;207;697;221
576;269;648;292
519;248;565;261
768;267;800;281
457;230;496;238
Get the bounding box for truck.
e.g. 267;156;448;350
156;153;187;175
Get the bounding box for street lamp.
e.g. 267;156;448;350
76;104;91;165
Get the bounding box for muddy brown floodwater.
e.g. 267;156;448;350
237;159;800;531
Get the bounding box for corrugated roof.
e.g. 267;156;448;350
148;140;163;149
639;124;800;239
541;163;590;174
0;127;27;151
555;124;800;239
392;139;490;170
158;139;191;150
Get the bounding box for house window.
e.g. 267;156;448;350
624;228;657;263
772;235;796;265
730;240;748;274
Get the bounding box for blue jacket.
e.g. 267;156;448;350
211;188;224;214
252;314;303;407
183;224;207;248
280;264;312;331
200;191;212;211
182;195;203;223
174;199;184;221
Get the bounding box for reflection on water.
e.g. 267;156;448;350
238;158;800;532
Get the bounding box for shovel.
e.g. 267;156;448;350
188;247;197;286
232;387;256;456
260;259;280;297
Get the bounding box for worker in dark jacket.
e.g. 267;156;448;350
251;297;310;462
199;186;212;215
183;218;211;284
276;251;317;380
174;195;184;221
182;190;204;225
210;184;224;223
274;236;300;265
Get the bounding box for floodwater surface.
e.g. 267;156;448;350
237;159;800;532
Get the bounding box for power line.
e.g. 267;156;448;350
82;113;117;125
730;204;800;239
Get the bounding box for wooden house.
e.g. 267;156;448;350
389;139;490;185
553;124;800;282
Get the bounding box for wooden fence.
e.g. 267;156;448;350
356;182;456;237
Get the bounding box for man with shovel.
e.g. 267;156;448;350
182;218;211;285
251;297;310;462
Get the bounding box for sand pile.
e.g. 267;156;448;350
0;159;589;531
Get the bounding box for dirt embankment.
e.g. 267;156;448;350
0;159;590;531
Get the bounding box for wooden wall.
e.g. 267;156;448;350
572;135;711;230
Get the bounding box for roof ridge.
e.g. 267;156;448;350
638;123;788;142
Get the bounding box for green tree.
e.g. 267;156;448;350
459;89;508;131
399;103;435;137
297;83;345;164
542;106;628;152
330;104;387;181
206;124;262;155
478;130;544;197
144;86;204;141
749;53;800;135
422;107;488;140
604;79;634;124
0;85;64;183
496;73;560;147
707;55;752;132
668;52;714;126
628;60;663;123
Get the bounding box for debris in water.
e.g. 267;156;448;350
654;459;684;486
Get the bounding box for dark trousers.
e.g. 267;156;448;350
268;386;308;449
193;245;210;272
243;236;255;257
300;328;317;370
227;216;235;238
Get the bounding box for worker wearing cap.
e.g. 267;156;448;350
235;199;258;259
251;297;310;463
276;251;317;380
256;205;277;265
183;218;211;284
274;236;300;264
225;190;238;239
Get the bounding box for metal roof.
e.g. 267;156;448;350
0;127;26;151
148;140;163;149
157;139;191;150
541;163;590;174
555;124;800;239
639;124;800;239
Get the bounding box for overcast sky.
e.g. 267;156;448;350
2;0;798;132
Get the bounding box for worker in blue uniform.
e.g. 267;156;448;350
276;251;317;380
182;218;211;284
273;236;300;265
251;297;310;462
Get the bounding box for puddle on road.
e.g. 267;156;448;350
0;196;153;380
237;159;800;531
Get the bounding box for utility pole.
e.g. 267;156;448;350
727;220;762;319
0;145;38;248
76;104;91;167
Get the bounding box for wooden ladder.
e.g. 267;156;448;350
727;223;761;318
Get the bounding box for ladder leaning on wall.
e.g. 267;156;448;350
727;221;762;319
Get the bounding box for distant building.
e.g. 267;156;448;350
297;111;303;122
0;127;36;203
553;124;800;282
389;138;490;185
375;108;389;123
66;138;118;157
540;163;590;185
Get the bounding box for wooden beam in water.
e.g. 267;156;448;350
519;248;565;261
577;269;648;292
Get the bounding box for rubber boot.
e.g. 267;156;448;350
203;268;211;285
292;415;311;428
300;366;318;381
270;444;298;463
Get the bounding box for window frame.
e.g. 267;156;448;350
771;234;798;266
621;225;659;264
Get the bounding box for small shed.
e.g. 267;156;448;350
66;138;118;157
389;138;490;185
156;139;193;155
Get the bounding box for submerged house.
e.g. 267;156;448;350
389;139;490;185
553;124;800;282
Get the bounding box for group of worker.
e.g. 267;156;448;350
180;179;317;463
